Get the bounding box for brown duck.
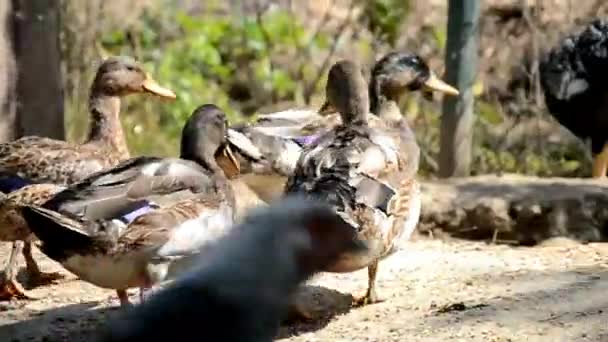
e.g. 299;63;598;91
229;52;458;203
285;59;458;306
22;104;240;306
0;56;176;300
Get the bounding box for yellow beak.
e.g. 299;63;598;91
142;74;177;99
423;72;460;96
215;143;240;179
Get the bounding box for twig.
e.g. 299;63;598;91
302;0;357;104
294;0;333;92
125;28;142;61
255;1;276;102
420;144;439;173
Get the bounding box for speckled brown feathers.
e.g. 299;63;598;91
20;104;239;306
230;53;456;208
284;60;428;305
0;57;176;301
0;184;65;241
0;137;118;184
0;56;175;185
116;197;221;254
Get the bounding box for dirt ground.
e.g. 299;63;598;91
0;235;606;342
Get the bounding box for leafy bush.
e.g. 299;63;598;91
99;7;330;156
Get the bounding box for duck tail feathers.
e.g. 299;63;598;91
21;205;98;260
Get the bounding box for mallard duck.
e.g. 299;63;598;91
0;56;176;300
229;52;459;203
285;60;457;306
21;104;239;306
540;19;608;178
98;197;366;341
0;184;64;299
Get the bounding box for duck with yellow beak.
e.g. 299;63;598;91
284;58;458;311
228;52;459;206
22;104;240;307
0;56;177;300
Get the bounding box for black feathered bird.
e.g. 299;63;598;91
540;19;608;177
97;196;366;342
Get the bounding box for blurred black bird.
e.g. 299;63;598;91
540;19;608;177
97;196;366;342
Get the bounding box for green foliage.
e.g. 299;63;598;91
98;8;329;156
61;2;592;179
477;101;503;125
363;0;411;47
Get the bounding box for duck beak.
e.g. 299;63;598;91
142;74;177;99
423;72;459;96
225;129;264;161
215;142;240;179
318;101;336;115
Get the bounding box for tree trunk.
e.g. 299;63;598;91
438;0;479;178
12;0;64;139
0;1;17;143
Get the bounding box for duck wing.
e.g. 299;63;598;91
21;205;118;261
0;136;114;184
44;156;215;222
118;198;232;259
228;128;302;176
287;126;401;216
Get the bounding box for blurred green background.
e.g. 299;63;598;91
60;0;604;178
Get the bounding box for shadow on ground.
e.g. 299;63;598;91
0;284;353;341
0;300;116;341
280;285;354;338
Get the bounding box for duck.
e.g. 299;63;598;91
21;104;239;306
0;184;65;299
228;52;459;203
284;60;458;306
539;19;608;178
98;197;366;341
0;56;176;300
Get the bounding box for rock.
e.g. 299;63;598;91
419;174;608;245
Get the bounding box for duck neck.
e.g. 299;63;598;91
192;151;236;208
187;149;229;187
85;91;130;158
194;153;224;177
369;79;402;122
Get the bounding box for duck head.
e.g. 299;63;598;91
91;56;176;99
319;60;370;124
181;104;239;176
370;52;459;106
319;53;458;117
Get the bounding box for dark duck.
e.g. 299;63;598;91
540;19;608;177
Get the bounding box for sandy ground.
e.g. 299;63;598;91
0;236;607;341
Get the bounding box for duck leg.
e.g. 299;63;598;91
354;261;381;306
22;241;64;286
116;289;132;307
0;241;30;300
592;143;608;178
139;286;156;303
